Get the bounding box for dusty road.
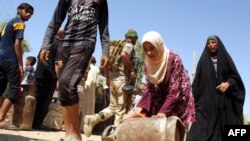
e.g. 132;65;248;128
0;129;101;141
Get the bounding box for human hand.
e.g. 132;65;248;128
123;107;144;121
19;65;24;78
101;55;110;86
216;82;229;93
39;49;49;65
93;0;100;4
151;113;166;118
130;71;136;81
100;55;109;69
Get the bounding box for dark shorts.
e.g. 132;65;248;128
0;61;21;103
59;42;95;106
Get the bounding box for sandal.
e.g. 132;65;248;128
0;120;19;131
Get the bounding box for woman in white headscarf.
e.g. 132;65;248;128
124;31;195;125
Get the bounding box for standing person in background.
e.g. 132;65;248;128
32;28;64;130
78;56;99;131
21;56;37;90
124;31;195;128
13;56;36;130
84;29;138;137
39;0;110;140
92;67;112;135
0;3;33;130
132;83;145;108
187;35;245;141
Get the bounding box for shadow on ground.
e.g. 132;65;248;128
0;133;48;141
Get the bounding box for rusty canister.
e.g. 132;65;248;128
19;85;36;130
19;94;36;130
43;99;64;130
115;116;186;141
13;85;36;130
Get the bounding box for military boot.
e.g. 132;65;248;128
83;114;103;137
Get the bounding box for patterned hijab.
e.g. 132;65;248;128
142;31;170;85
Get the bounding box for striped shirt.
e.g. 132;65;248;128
41;0;110;56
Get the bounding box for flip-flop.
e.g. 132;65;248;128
0;120;19;131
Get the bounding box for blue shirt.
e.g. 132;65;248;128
21;66;35;85
0;16;25;63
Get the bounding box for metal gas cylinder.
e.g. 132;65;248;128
13;85;36;130
115;116;186;141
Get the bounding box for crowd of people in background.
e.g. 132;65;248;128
0;1;246;141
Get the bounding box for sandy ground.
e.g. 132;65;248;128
0;129;101;141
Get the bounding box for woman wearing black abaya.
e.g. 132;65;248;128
187;35;245;141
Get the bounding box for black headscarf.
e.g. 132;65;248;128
187;35;245;141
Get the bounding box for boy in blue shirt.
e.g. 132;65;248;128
0;3;34;130
21;56;36;87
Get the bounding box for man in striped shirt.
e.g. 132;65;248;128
39;0;110;140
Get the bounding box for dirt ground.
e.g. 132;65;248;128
0;129;101;141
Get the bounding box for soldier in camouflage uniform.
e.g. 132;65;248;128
84;29;138;137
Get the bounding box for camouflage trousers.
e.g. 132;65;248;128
99;73;132;125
